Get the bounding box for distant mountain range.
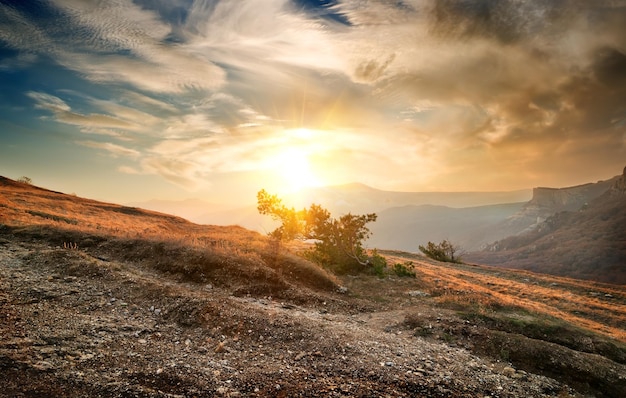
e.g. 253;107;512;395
129;169;625;284
128;184;534;240
284;183;532;215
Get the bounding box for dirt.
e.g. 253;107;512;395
1;233;625;397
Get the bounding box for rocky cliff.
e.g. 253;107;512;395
606;166;626;196
467;167;626;284
500;176;618;235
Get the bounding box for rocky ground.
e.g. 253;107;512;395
4;233;620;398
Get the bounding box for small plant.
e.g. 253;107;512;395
17;176;32;185
63;242;78;250
393;261;416;278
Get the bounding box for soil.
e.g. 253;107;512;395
1;232;625;397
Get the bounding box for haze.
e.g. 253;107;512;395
1;1;624;207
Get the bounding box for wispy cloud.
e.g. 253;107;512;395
78;140;140;158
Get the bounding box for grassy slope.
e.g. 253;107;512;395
0;176;339;297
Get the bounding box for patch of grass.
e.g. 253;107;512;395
461;310;626;365
26;210;78;225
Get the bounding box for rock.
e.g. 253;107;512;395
215;341;226;353
502;366;516;377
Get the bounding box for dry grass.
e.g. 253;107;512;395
382;250;626;342
0;176;339;298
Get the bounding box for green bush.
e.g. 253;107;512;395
369;249;387;278
419;240;462;263
393;261;416;278
257;189;379;275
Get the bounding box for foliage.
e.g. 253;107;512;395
369;249;387;278
257;189;308;241
17;176;32;185
419;239;462;263
393;261;416;278
257;189;378;274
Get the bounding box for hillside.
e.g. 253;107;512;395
1;177;626;397
467;168;626;285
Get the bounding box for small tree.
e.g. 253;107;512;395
257;189;378;274
419;240;462;263
17;176;32;185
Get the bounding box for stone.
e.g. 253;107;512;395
502;366;516;377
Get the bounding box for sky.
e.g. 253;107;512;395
0;0;625;206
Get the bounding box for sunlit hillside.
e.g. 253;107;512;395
1;176;625;397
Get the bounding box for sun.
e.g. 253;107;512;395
273;146;321;193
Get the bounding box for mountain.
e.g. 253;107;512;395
493;177;619;236
285;183;532;215
466;167;626;284
367;174;621;253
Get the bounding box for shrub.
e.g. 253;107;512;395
17;176;32;185
419;240;462;263
369;249;387;278
257;189;378;274
393;261;416;278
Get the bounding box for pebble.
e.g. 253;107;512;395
502;366;516;377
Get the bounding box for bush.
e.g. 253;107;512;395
369;249;387;278
257;189;379;275
17;176;32;185
393;261;416;278
419;240;462;263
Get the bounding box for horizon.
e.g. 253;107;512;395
1;1;625;205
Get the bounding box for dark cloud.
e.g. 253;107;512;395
593;47;626;86
429;0;570;44
354;54;395;83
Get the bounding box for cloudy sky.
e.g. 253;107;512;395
1;0;625;205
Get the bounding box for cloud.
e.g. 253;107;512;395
78;140;140;158
27;92;71;112
27;91;143;132
141;156;200;189
0;52;37;71
1;0;225;93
